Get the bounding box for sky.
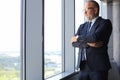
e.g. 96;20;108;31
0;0;20;52
44;0;62;52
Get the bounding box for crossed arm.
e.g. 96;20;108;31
71;36;102;47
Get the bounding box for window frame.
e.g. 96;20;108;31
22;0;76;80
22;0;44;80
46;0;76;79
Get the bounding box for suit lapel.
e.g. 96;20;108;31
89;17;102;34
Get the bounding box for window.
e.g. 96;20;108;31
44;0;62;78
0;0;21;80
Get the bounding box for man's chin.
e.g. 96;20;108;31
85;17;91;21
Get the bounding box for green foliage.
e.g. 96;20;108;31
0;55;20;80
0;70;20;80
44;66;61;78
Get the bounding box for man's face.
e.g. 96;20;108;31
84;2;97;21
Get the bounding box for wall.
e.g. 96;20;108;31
101;0;120;73
112;0;120;73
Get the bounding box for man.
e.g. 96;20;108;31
71;1;112;80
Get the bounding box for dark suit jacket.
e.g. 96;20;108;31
72;17;112;71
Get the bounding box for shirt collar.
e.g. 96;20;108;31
87;17;99;32
91;17;98;23
89;17;99;26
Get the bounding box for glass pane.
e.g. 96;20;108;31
0;0;21;80
44;0;62;78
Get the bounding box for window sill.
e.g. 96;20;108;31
46;72;72;80
46;71;77;80
46;61;120;80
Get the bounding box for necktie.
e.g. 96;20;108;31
87;22;92;33
81;48;86;61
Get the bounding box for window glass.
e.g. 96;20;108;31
0;0;21;80
44;0;62;78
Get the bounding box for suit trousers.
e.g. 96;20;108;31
78;61;108;80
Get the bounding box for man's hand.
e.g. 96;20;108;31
71;36;78;43
87;41;103;47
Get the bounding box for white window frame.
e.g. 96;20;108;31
22;0;44;80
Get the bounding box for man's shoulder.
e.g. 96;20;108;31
98;17;111;22
78;22;88;28
96;17;111;25
80;22;88;27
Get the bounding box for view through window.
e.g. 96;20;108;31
44;0;62;78
0;0;21;80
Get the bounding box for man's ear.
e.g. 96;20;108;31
94;8;98;15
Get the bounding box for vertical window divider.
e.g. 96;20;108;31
21;0;26;80
62;0;65;73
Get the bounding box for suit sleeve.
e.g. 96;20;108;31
72;24;88;48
